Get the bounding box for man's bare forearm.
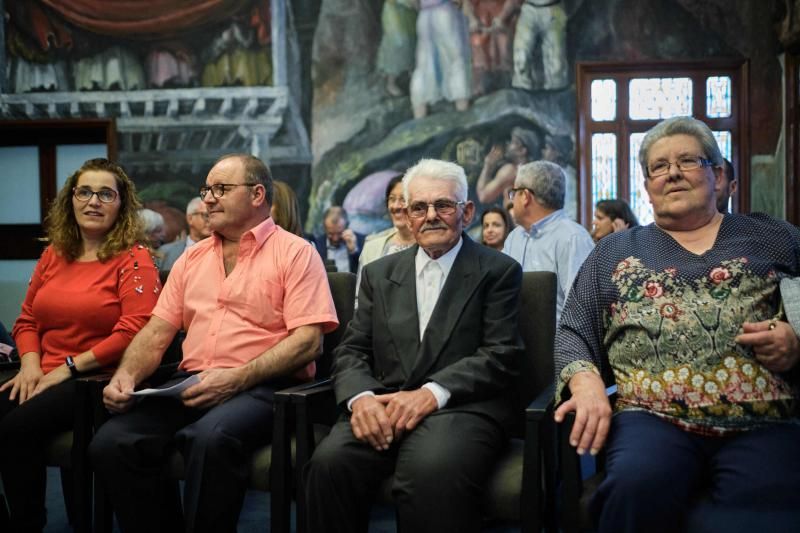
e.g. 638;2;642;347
239;324;323;389
116;316;177;384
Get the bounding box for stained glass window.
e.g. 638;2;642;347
591;79;617;121
712;130;732;161
629;78;692;120
706;76;732;118
591;133;617;206
628;133;653;225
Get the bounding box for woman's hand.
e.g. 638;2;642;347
0;355;44;403
31;365;71;398
736;320;800;373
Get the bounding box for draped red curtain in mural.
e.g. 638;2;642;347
37;0;252;38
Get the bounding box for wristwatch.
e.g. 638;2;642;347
65;355;80;378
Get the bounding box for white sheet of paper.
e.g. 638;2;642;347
130;374;201;397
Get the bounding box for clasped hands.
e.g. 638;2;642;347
350;388;438;451
103;367;244;413
554;319;800;456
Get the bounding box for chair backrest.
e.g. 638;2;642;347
515;271;557;414
318;271;357;379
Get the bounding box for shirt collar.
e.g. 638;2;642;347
527;209;565;238
415;237;463;279
212;217;276;254
186;235;197;247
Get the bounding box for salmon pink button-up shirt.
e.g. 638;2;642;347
153;217;338;380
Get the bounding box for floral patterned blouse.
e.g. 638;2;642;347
555;213;800;435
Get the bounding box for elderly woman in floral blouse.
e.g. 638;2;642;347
553;116;800;533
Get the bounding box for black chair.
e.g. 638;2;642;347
90;272;357;533
287;271;558;533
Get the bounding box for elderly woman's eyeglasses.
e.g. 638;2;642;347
199;183;255;199
407;200;464;218
646;156;713;179
73;187;118;203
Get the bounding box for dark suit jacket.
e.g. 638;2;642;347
331;235;524;430
313;232;366;273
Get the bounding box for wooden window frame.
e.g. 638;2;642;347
576;59;750;227
0;119;116;259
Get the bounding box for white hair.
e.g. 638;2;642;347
186;197;204;215
402;159;468;202
138;208;164;233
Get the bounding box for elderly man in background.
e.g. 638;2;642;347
554;116;800;533
90;154;339;533
503;160;593;322
314;206;365;273
157;197;211;272
304;158;523;533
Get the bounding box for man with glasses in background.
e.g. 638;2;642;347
157;197;212;272
304;158;524;533
504;160;594;323
90;153;339;533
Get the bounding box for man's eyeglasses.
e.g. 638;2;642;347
407;200;464;218
507;187;534;201
646;156;713;179
199;183;256;199
190;212;210;221
73;187;118;203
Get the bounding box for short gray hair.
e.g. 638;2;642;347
185;197;203;215
638;116;723;178
138;208;164;233
515;160;565;210
403;159;468;202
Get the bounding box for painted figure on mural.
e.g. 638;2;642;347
476;126;540;205
466;0;518;96
512;0;568;91
409;0;473;118
377;0;418;97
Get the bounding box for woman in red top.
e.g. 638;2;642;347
0;158;160;532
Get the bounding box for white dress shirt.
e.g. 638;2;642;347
347;238;464;411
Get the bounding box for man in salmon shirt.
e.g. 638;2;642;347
90;154;339;533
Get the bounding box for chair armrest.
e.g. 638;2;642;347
526;382;555;421
521;382;556;533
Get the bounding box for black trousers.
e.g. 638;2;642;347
89;374;278;533
303;410;505;533
0;377;77;533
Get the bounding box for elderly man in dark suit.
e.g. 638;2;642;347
303;158;524;533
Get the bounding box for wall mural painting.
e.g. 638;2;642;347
309;0;580;236
3;0;274;239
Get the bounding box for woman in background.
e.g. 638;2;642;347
356;175;416;293
481;206;513;251
271;180;305;238
0;158;160;532
591;198;639;242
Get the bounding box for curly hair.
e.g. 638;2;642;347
45;158;148;262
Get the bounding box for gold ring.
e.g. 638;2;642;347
768;321;777;330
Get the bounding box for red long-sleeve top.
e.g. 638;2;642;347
12;244;160;374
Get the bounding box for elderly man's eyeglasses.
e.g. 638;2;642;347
507;187;534;201
407;200;464;218
646;156;713;179
199;183;256;199
73;187;118;203
190;212;210;221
